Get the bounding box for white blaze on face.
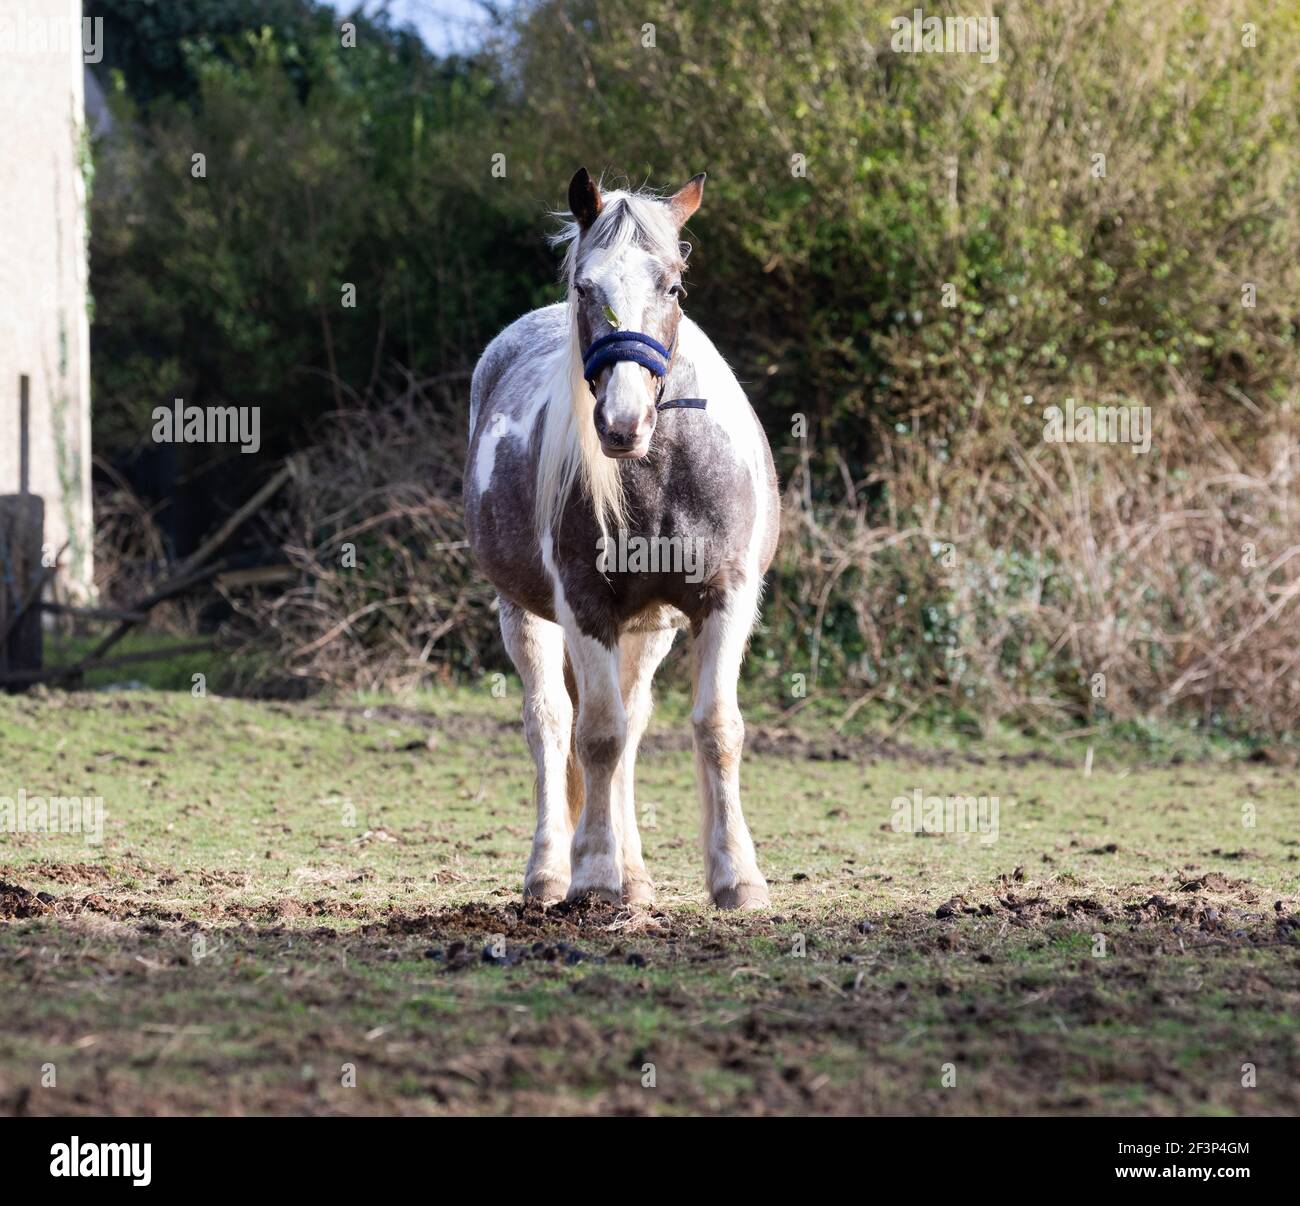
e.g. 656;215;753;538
603;361;650;431
587;245;660;434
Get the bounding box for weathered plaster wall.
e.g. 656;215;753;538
0;0;93;597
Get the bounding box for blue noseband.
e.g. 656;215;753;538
582;331;673;386
580;329;707;413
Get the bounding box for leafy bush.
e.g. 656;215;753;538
90;0;1300;735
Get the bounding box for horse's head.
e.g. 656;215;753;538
566;167;705;459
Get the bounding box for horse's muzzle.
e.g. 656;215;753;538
584;330;669;458
594;400;655;459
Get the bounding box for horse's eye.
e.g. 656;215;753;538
668;283;686;300
573;282;587;299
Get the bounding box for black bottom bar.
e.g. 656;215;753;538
6;1115;1291;1193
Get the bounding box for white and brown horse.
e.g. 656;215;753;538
464;168;778;909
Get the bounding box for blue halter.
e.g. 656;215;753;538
582;330;673;386
581;329;708;412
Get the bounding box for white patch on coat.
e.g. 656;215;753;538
469;303;565;438
474;412;526;495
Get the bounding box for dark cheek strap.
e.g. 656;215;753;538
656;396;707;411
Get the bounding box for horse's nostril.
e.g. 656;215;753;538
595;409;634;446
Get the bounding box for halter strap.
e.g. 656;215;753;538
656;396;707;411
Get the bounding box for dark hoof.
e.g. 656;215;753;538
713;882;771;910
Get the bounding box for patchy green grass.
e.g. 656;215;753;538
0;684;1297;1115
42;630;236;693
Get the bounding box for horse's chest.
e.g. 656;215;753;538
554;438;757;642
467;399;762;644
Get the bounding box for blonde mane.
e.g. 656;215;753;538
533;186;683;544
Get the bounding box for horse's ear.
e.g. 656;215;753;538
568;167;603;231
668;172;706;227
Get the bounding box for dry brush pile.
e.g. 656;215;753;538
772;375;1299;737
229;370;1298;739
226;383;496;694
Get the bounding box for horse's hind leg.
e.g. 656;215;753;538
691;583;770;909
616;627;677;905
500;598;574;903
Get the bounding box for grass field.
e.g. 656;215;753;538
1;682;1297;1116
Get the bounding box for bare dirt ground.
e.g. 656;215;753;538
1;688;1297;1115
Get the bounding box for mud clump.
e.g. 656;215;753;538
1178;872;1254;897
0;881;52;920
372;896;672;944
478;938;603;970
0;862;117;886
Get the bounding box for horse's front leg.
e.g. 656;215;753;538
564;623;626;903
616;627;678;905
692;583;769;909
500;599;575;902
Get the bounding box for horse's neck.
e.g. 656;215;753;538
663;318;710;397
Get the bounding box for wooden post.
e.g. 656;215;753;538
19;374;30;495
0;498;45;682
1;375;45;683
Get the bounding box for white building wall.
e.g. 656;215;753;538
0;0;94;597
